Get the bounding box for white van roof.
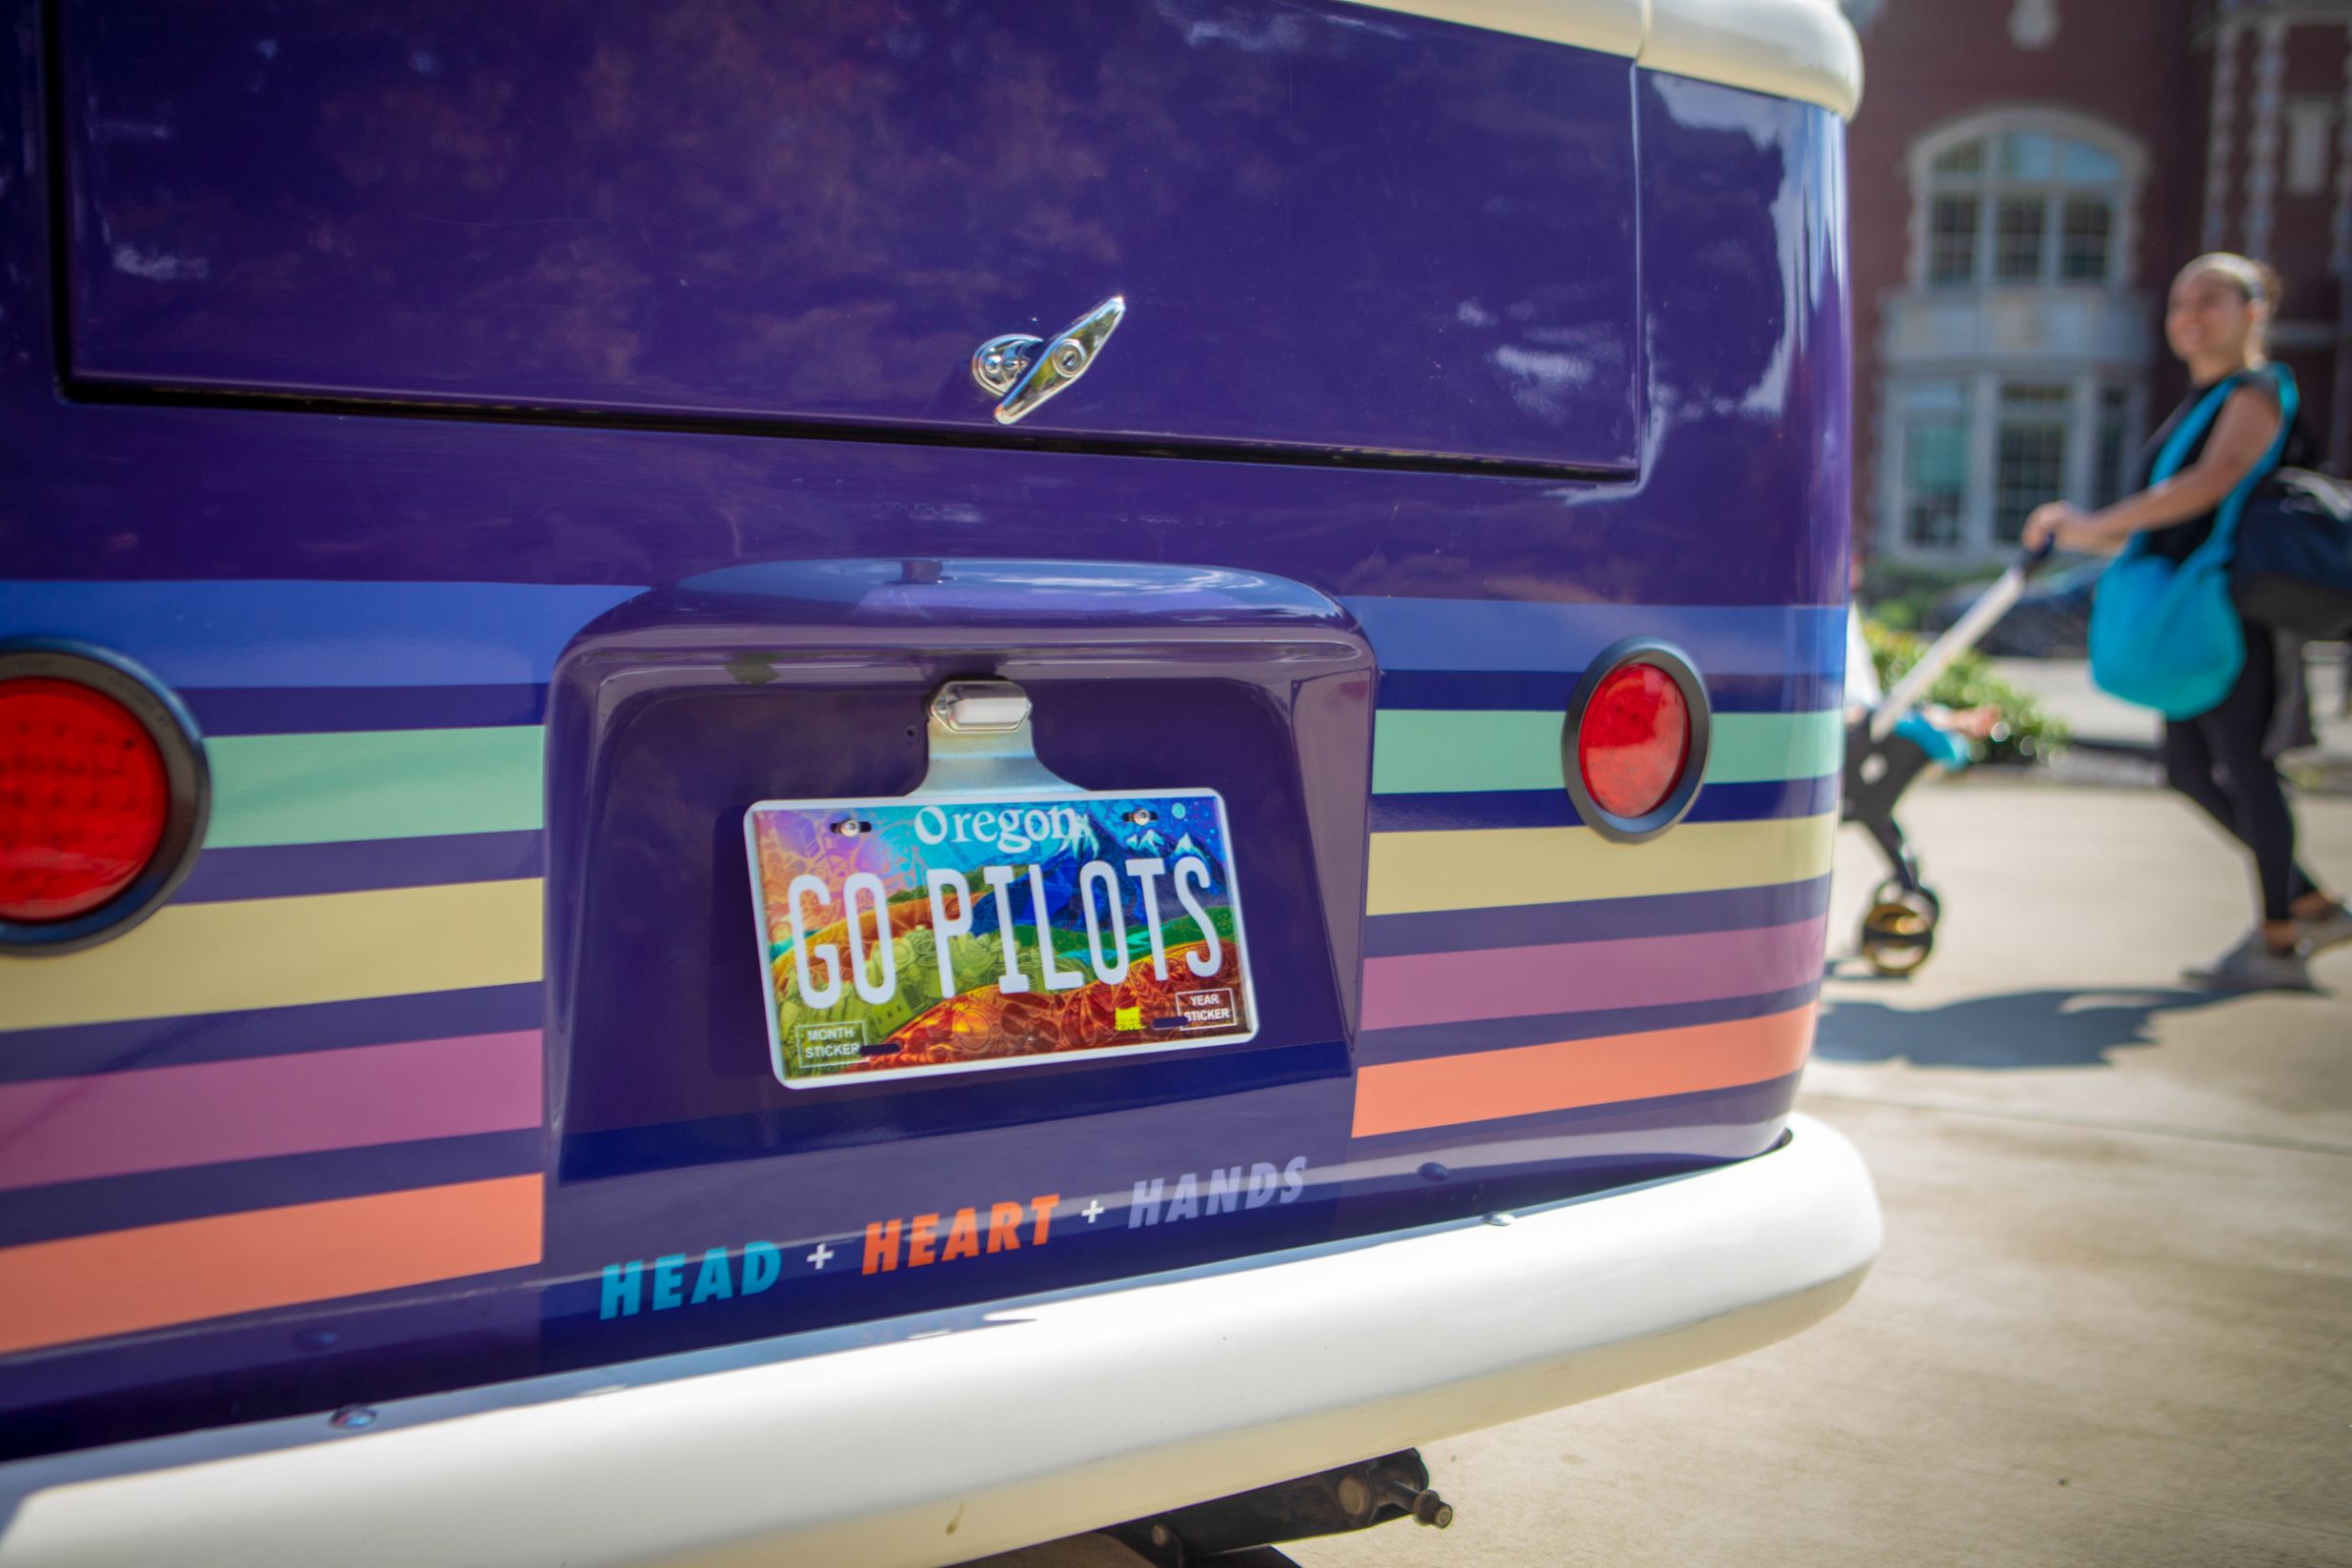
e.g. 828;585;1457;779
1345;0;1864;119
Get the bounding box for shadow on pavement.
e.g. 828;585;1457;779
1814;984;2245;1069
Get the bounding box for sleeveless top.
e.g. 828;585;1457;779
2129;369;2319;750
2136;371;2318;565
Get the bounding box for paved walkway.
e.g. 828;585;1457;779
1289;777;2352;1568
1990;651;2352;793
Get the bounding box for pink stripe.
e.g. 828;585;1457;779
1361;916;1828;1031
0;1032;543;1192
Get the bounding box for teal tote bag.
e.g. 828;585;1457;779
2088;366;2300;719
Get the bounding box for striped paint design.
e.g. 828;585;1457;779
1373;668;1846;715
1361;915;1828;1030
1352;1004;1817;1137
208;727;544;846
0;989;541;1089
0;580;640;688
0;579;615;1358
1367;813;1837;915
185;683;550;734
0;1135;543;1253
0;880;545;1032
0;1176;545;1357
1357;982;1821;1069
0;1032;543;1191
1371;709;1842;794
1340;598;1843;677
174;830;545;904
1363;874;1834;958
1347;594;1842;1142
1369;774;1836;834
0;579;1840;1357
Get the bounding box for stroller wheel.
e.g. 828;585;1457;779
1871;878;1940;919
1859;889;1939;976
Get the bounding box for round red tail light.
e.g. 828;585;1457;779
1562;639;1711;843
0;678;170;920
0;647;208;951
1578;663;1691;818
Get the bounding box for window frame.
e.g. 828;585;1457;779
1990;381;2072;544
2282;95;2335;198
1880;372;2146;564
1905;109;2145;291
1894;380;1973;553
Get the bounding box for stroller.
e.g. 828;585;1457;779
1843;539;2053;975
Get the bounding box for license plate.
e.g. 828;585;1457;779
744;789;1257;1086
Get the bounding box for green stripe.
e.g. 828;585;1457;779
1372;710;1841;794
1708;710;1845;784
203;710;1830;845
205;728;545;848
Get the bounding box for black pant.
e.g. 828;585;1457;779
2161;628;2316;923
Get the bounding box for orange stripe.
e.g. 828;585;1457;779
0;1176;543;1356
1352;1004;1817;1138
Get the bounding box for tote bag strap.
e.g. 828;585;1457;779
2121;373;2244;563
2148;373;2245;486
2197;364;2301;565
2124;367;2301;565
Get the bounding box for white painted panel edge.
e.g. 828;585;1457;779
1337;0;1646;58
1338;0;1863;119
1643;0;1864;118
0;1117;1880;1568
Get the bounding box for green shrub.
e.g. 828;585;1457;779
1862;618;2070;766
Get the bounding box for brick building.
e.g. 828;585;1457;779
1846;0;2352;566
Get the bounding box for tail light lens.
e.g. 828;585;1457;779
1562;639;1711;842
0;648;208;952
1579;663;1691;818
0;678;170;920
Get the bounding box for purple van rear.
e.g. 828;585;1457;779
0;0;1861;1518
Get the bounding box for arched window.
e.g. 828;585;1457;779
1880;111;2151;563
1910;111;2141;288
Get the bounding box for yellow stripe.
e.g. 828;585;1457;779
1366;814;1837;915
0;881;543;1033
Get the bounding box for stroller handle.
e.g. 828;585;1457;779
1866;538;2054;744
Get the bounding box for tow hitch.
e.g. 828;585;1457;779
953;1449;1454;1567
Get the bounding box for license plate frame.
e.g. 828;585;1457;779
743;787;1258;1088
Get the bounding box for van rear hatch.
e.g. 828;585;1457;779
55;0;1640;472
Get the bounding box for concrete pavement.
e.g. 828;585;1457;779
1287;775;2352;1568
1988;650;2352;794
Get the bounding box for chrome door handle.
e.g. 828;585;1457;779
970;295;1125;425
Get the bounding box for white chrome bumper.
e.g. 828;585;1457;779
0;1114;1879;1568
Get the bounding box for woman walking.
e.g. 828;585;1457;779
2023;252;2349;989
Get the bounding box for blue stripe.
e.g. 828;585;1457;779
0;1131;544;1248
1363;874;1833;957
0;984;544;1083
1343;598;1846;676
1357;981;1820;1067
182;684;550;735
1375;670;1843;714
1369;774;1836;834
0;581;643;689
173;832;546;904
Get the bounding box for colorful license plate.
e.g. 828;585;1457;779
744;789;1257;1086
